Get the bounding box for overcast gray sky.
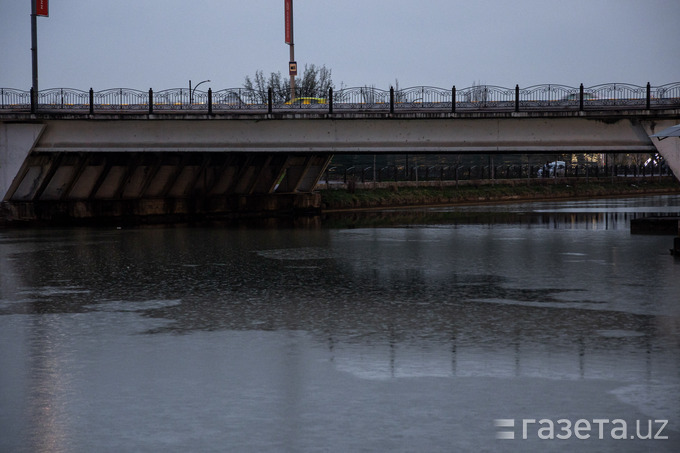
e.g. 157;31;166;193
1;0;679;91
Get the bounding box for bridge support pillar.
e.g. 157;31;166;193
0;122;45;202
643;121;680;181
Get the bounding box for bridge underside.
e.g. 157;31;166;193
2;150;330;223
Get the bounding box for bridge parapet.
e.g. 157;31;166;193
2;82;679;115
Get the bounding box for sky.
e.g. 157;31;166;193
1;0;679;92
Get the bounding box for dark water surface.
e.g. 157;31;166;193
1;195;679;452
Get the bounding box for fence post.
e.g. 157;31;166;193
579;84;584;111
452;86;456;113
148;88;153;114
390;86;395;114
30;87;36;113
268;88;272;114
646;82;651;109
329;87;333;114
515;84;520;112
89;88;94;114
208;88;213;115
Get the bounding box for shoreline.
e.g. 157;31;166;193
319;177;680;212
1;177;677;228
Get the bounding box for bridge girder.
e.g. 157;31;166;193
13;115;674;154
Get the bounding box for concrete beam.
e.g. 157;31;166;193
59;154;90;200
296;155;333;192
27;115;673;154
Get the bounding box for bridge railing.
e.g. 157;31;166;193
212;88;264;110
394;86;452;109
654;82;680;106
94;88;149;110
0;88;31;109
2;82;679;113
457;85;514;109
322;161;675;185
332;87;390;109
518;85;579;108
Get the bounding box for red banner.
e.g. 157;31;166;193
36;0;49;17
284;0;292;44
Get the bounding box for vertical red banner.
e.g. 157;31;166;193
284;0;292;44
36;0;49;17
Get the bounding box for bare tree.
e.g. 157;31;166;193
244;70;287;103
298;64;333;98
244;64;334;102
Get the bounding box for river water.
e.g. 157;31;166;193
1;195;679;452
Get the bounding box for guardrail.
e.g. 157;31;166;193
1;82;679;114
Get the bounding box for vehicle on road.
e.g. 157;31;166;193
285;97;327;105
537;161;566;177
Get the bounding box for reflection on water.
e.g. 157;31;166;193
1;195;679;452
323;195;680;230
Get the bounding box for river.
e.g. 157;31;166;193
1;195;679;452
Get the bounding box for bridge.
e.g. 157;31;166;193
1;82;680;223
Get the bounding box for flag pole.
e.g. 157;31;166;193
31;0;39;108
288;0;295;101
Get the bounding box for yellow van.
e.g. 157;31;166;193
285;97;327;105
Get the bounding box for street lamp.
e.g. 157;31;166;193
189;79;211;105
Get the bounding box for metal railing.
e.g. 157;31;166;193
322;162;675;185
1;82;679;114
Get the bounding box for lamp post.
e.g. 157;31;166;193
189;79;210;105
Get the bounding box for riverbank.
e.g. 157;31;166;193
319;177;680;211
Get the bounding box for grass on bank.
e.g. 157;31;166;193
319;178;680;211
